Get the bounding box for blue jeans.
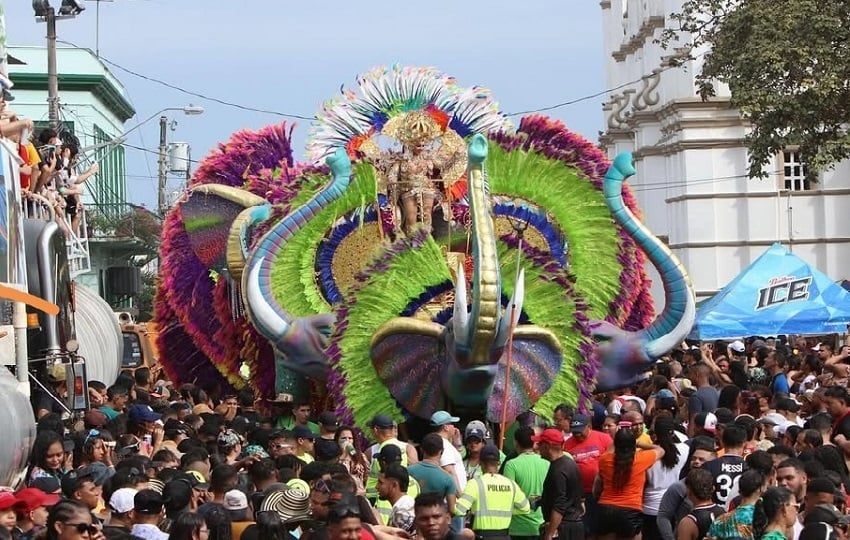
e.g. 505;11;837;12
451;516;465;533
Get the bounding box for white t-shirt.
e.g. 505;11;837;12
642;441;690;515
390;494;416;535
440;437;467;492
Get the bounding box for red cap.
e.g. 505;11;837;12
15;488;61;513
531;428;564;446
0;492;16;511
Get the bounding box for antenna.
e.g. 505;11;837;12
85;0;114;58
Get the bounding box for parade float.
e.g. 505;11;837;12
154;66;696;432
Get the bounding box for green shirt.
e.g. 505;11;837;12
99;405;120;420
275;415;319;434
502;452;549;536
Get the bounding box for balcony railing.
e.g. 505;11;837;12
21;191;91;279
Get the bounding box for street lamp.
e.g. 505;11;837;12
32;0;86;129
156;105;204;215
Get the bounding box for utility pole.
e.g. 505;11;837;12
157;115;168;215
45;7;59;129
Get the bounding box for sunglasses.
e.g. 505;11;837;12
84;429;102;447
66;522;99;534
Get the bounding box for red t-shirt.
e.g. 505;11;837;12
563;430;613;493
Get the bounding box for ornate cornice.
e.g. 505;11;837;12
612;15;666;62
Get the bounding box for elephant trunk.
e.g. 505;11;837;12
243;148;352;335
465;134;501;366
603;153;696;358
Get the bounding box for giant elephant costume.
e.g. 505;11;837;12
154;66;695;431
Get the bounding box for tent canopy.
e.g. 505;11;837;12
690;243;850;340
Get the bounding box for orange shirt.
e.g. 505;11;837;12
597;450;659;510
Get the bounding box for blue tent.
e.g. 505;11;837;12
690;243;850;339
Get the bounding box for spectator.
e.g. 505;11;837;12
594;429;664;540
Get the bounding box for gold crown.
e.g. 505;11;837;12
383;111;442;146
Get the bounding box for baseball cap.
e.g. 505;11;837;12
429;410;460;427
695;412;718;433
714;407;736;426
134;489;165;514
465;428;486;442
127;404;162;423
730;340;746;353
292;425;317;441
377;444;403;463
655;389;675;399
30;476;61;495
318;411;339;429
15;487;61;513
804;504;850;526
569;414;591;434
61;470;97;498
182;470;210;490
224;489;248;511
0;493;16;511
531;428;564;445
775;397;799;413
368;414;396;429
465;420;490;439
78;462;114;486
84;409;108;429
163;478;193;513
811;342;823;352
759;412;789;427
108;488;138;514
479;444;501;462
218;429;243;448
315;439;342;461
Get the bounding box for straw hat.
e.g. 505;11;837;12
260;488;311;524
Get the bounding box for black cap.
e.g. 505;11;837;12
775;397;800;413
480;444;501;462
319;411;339;429
569;414;591;434
163;478;193;512
368;414;395;429
377;444;403;463
31;476;61;494
134;489;166;514
61;470;96;498
315;439;342;461
292;425;317;440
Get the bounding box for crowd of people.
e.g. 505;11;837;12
0;89;99;240
5;335;850;540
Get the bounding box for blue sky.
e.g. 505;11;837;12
4;1;606;208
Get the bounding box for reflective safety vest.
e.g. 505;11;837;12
453;473;531;531
374;477;421;525
365;439;410;499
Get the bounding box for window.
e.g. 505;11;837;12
781;149;811;191
92;124;127;219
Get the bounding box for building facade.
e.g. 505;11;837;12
599;0;850;305
7;45;145;299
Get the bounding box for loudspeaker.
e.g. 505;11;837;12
106;267;141;296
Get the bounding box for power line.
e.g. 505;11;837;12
57;40;314;121
55;39;704;121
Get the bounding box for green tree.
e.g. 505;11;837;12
662;0;850;179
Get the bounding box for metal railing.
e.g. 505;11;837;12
20;191;91;279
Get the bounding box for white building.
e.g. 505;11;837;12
599;0;850;305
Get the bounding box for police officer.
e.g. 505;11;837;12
454;444;531;540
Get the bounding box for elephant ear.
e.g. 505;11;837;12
181;184;267;274
328;228;453;432
487;326;562;424
370;320;446;418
